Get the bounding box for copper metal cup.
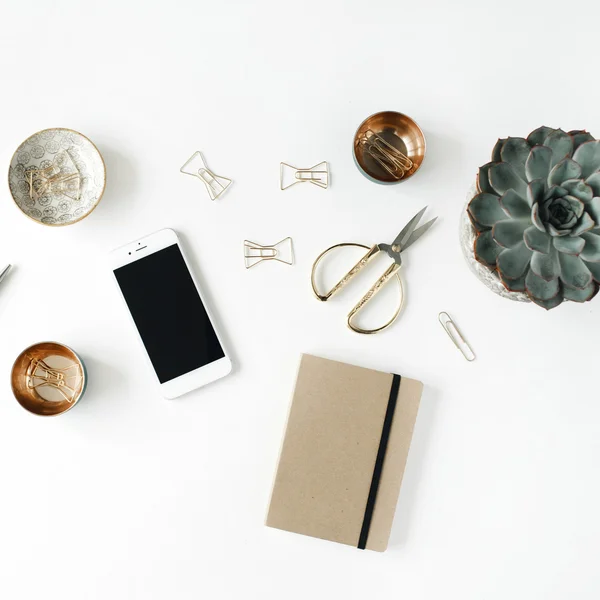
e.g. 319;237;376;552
353;111;426;184
11;342;87;416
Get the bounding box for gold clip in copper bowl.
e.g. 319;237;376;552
353;111;426;184
11;342;87;416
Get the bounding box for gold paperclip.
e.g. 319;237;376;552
280;162;329;190
356;129;413;180
27;149;82;202
180;151;232;201
438;312;475;361
244;237;294;269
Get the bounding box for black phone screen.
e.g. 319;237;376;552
113;244;225;383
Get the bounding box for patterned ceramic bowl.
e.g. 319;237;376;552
8;128;106;226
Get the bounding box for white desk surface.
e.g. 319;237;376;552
1;1;599;598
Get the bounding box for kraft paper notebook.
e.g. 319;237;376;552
266;354;423;552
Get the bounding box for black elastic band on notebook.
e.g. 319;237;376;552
357;373;401;550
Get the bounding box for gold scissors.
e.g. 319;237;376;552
311;207;436;334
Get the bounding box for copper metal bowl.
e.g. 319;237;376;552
353;111;426;184
11;342;87;416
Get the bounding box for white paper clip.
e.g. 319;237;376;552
244;237;294;269
280;161;329;190
439;312;475;361
180;151;232;201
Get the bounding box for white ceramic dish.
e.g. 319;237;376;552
8;127;106;226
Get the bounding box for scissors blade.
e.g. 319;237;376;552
401;217;437;251
0;264;11;284
393;206;428;249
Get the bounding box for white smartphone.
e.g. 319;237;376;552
109;228;232;398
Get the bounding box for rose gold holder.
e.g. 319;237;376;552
11;342;87;416
353;111;426;184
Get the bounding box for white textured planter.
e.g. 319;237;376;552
460;183;530;303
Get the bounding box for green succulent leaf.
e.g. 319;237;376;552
530;294;564;310
499;189;530;219
580;232;600;262
541;198;576;231
497;242;532;279
492;219;529;248
569;130;595;151
562;282;597;302
563;195;585;219
544;129;573;168
477;163;495;194
527;126;555;147
553;235;585;255
561;179;593;202
523;226;552;254
492;138;506;163
531;202;546;232
565;215;579;229
587;260;600;283
545;185;568;200
531;247;560;280
489;163;527;199
468;193;506;227
500;137;530;180
571;212;596;236
558;253;593;289
586;172;600;196
467;210;486;233
525;269;560;300
524;226;551;253
548;158;582;186
474;230;503;266
525;146;552;182
528;181;546;207
499;271;527;292
586;197;600;223
573;140;600;179
547;223;571;237
527;180;546;208
543;197;578;229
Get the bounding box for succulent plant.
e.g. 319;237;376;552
468;126;600;309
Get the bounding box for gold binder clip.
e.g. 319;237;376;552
180;151;232;201
244;237;294;269
439;312;475;361
26;356;84;403
28;150;81;202
280;161;329;190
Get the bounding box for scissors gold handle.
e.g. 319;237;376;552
311;208;436;334
311;243;404;334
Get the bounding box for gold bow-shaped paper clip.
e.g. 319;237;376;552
280;161;329;190
244;237;294;269
27;150;81;202
180;151;232;201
